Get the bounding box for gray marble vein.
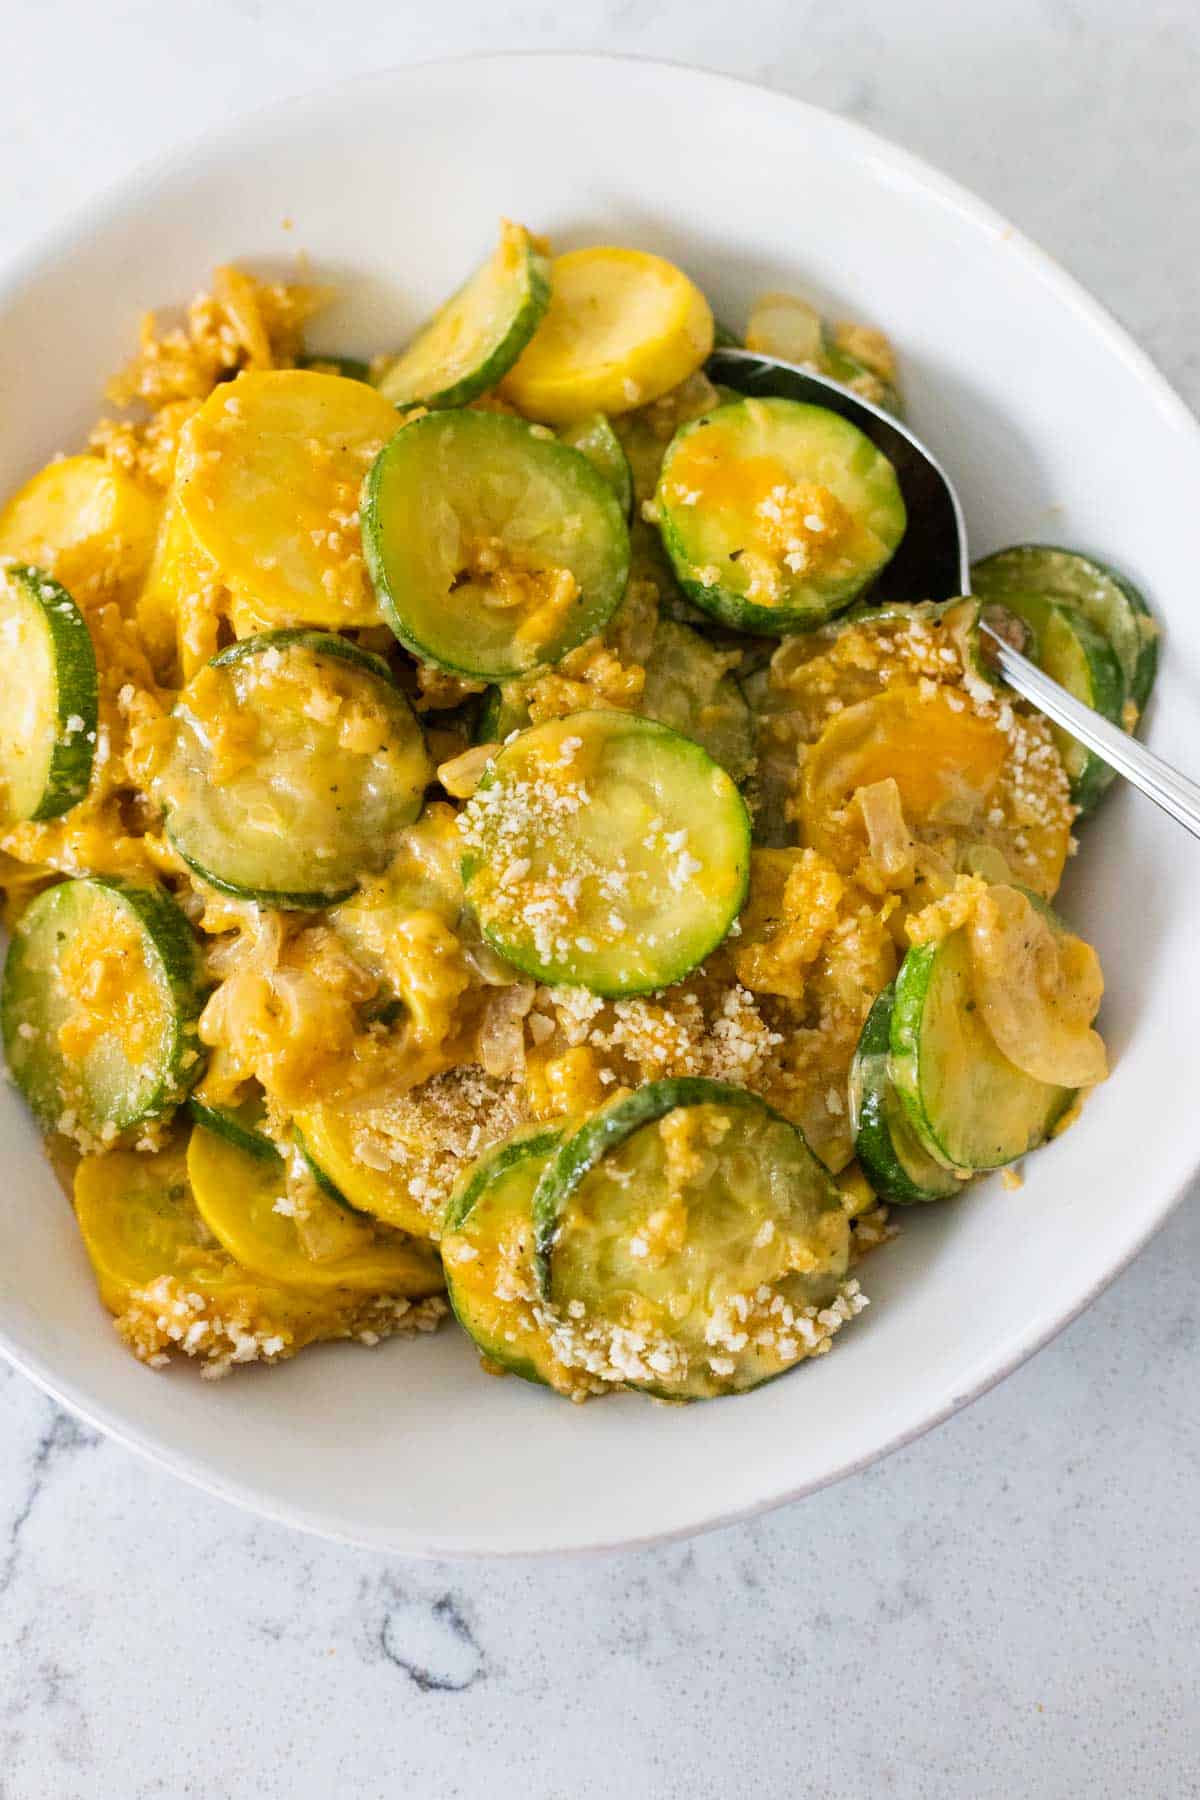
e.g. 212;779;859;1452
0;1404;99;1600
1;3;1200;1796
0;1191;1196;1798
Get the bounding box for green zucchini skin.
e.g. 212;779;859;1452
209;626;396;684
167;854;357;914
558;414;635;520
655;397;907;635
443;1124;564;1386
532;1077;851;1400
161;629;429;910
889;933;1074;1174
985;588;1125;812
460;710;751;998
2;875;209;1139
475;682;532;746
446;1124;563;1235
532;1076;752;1292
295;353;373;383
1100;558;1159;715
972;544;1158;718
291;1125;371;1217
187;1091;279;1163
849;985;966;1204
376;230;551;410
363;410;631;681
0;563;98;822
293;1126;342;1198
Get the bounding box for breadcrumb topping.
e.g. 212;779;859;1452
0;259;1103;1402
115;1274;446;1378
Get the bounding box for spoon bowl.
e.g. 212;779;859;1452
707;345;970;602
706;345;1200;843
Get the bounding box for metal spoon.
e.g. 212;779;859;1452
707;346;1200;841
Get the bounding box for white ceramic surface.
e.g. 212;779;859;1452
1;54;1197;1558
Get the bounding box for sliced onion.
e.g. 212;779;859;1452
967;885;1106;1088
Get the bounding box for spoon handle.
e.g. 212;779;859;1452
980;623;1200;842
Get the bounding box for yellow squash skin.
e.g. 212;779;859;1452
0;454;161;606
503;248;714;422
74;1139;446;1374
176;369;399;629
186;1125;445;1295
0;257;1114;1398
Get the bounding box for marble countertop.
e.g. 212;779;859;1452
3;4;1200;1795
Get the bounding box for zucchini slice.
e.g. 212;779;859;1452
972;544;1158;717
155;630;430;907
459;710;750;996
0;564;98;823
532;1079;857;1401
326;803;468;1039
187;1085;278;1163
558;413;634;519
442;1124;564;1385
364;410;630;681
176;369;400;630
849;985;966;1204
890;929;1074;1173
377;222;550;409
503;247;714;423
2;876;207;1142
187;1125;444;1296
656;397;906;633
985;588;1125;812
639;618;755;783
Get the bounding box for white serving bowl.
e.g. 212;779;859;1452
1;54;1197;1557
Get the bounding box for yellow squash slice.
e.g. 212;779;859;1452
502;247;714;423
0;454;160;606
289;1101;441;1240
74;1140;440;1366
801;684;1005;863
187;1124;444;1294
75;1140;222;1315
136;492;223;679
175;370;400;629
799;683;1072;898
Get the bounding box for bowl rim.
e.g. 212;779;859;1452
1;49;1197;1558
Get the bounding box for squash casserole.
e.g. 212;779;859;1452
0;227;1153;1400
